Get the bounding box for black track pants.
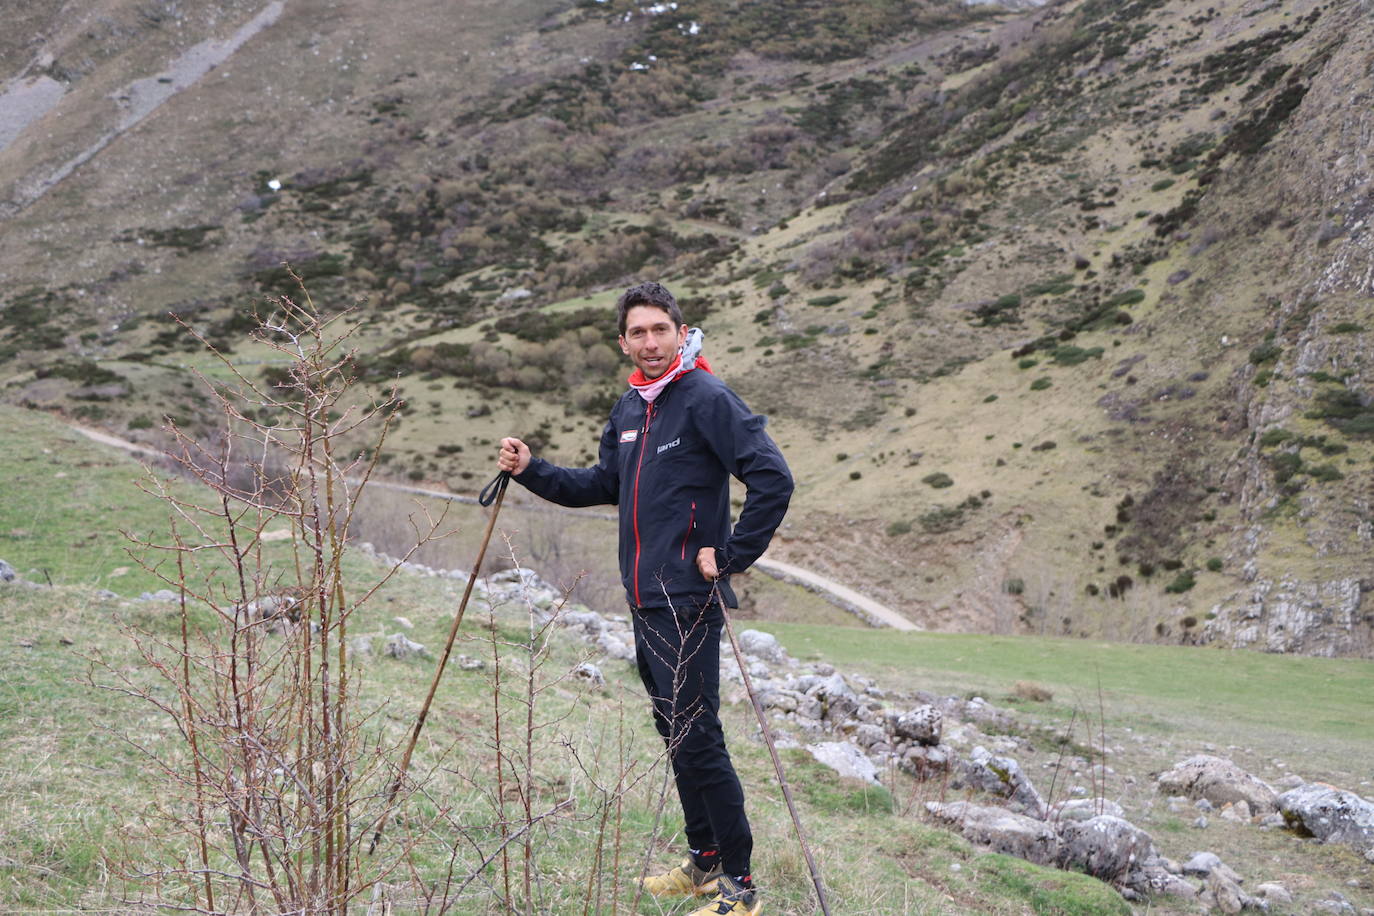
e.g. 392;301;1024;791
631;601;752;878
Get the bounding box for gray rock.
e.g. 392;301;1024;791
1182;851;1223;876
900;744;953;776
457;654;485;671
759;688;799;713
1278;783;1374;861
573;662;605;688
854;723;887;749
964;746;1048;818
926;801;1060;865
1219;800;1252;822
1204;869;1251;915
807;741;879;784
596;632;635;661
1050;798;1125;822
385;633;427;660
0;559;15;582
96;589;119;600
1056;815;1156;882
139;588;179;602
1124;856;1198;900
738;629;788;664
1156;754;1279;814
1256;882;1292;905
352;635;374;656
1193;816;1209;829
894;705;943;746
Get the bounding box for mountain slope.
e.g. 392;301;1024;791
1;0;1369;655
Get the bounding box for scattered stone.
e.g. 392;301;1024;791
1203;868;1254;914
596;631;634;661
1051;798;1125;822
738;629;788;664
1256;882;1293;905
1124;855;1198;900
96;589;119;600
1182;851;1222;876
393;615;414;629
1193;816;1209;829
572;662;605;688
457;654;485;671
139;588;179;602
1219;800;1252;822
353;635;374;656
962;746;1048;818
385;633;427;660
1156;754;1279;814
807;741;879;784
0;558;15;582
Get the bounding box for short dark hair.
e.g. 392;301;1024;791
616;281;683;335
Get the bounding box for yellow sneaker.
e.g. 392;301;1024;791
638;857;722;897
688;875;761;915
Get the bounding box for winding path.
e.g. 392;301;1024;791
67;423;917;631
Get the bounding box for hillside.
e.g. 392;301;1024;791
1;0;1371;656
3;405;1373;914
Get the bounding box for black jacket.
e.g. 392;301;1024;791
513;368;793;610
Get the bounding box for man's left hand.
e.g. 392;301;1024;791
696;547;718;581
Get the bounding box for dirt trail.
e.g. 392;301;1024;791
68;422;917;630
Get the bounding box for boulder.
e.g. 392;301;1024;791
1122;856;1198;900
1278;783;1374;861
901;744;953;776
1056;815;1156;882
1181;851;1222;876
963;746;1048;818
385;633;427;660
1156;755;1278;814
807;741;879;784
737;629;788;664
925;801;1059;865
893;705;943;746
0;558;15;582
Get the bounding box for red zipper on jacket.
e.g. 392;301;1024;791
680;501;696;560
630;401;654;606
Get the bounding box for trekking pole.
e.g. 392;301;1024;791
712;582;832;916
368;470;510;855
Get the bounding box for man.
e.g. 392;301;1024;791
496;281;793;916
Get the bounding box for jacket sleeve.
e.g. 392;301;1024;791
697;386;794;575
512;420;620;507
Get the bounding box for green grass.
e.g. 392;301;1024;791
0;405;175;594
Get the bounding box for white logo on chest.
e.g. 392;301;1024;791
620;429;638;443
656;437;681;455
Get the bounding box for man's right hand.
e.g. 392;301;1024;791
498;437;531;475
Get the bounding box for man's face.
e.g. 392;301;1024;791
619;305;687;380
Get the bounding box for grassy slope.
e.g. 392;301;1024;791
2;406;1372;913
